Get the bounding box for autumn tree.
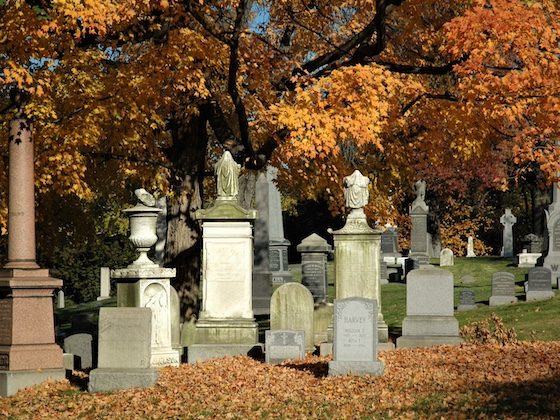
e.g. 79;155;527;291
1;0;559;313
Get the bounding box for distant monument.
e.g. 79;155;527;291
466;236;476;258
409;180;430;264
543;180;560;287
500;209;517;258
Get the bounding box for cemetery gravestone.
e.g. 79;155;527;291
97;267;111;301
329;170;389;345
397;266;462;348
88;308;157;392
466;236;476;257
544;181;560;287
313;303;333;346
439;248;454;267
265;330;305;364
457;289;477;311
380;261;388;285
489;272;518;306
190;151;260;362
57;290;65;309
409;180;430;265
63;333;93;370
0;118;64;397
270;283;314;352
328;297;384;376
526;267;554;301
297;233;331;304
500;209;517;257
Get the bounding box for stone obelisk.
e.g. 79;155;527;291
0;115;64;397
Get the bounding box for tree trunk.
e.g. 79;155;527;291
165;113;208;321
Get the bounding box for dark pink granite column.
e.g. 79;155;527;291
0;115;63;397
5;118;39;269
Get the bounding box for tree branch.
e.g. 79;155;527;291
402;92;457;114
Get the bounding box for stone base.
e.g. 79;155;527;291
457;304;478;312
186;344;264;363
401;316;459;337
396;335;463;348
151;349;181;367
88;368;158;393
526;291;555;302
0;343;63;371
0;368;65;397
328;360;384;376
378;320;389;343
489;296;518;306
517;252;541;268
271;271;293;285
252;272;272;316
194;318;258;345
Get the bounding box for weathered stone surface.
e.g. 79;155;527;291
297;234;331;303
313;303;333;345
97;308;152;369
97;267;111;301
457;289;477;311
526;267;554;301
270;283;314;351
63;333;93;370
265;330;305;364
328;297;384;377
489;272;518;306
500;208;517;258
439;248;454;267
397;267;462;348
466;236;477;258
88;368;158;393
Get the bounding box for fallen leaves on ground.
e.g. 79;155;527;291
1;342;559;418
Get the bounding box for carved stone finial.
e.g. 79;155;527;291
343;170;369;209
411;180;428;212
134;188;156;207
215;151;240;199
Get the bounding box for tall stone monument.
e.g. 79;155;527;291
189;151;260;362
409;180;430;264
112;189;180;367
0;115;64;396
500;208;517;258
543;181;560;287
261;167;293;285
328;170;389;345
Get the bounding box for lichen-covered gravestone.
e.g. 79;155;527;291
270;283;314;352
328;297;384;376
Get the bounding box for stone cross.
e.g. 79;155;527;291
215;151;240;199
500;208;517;258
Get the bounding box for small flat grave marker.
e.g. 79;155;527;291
265;330;305;364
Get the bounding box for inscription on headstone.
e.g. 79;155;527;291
265;330;305;364
489;272;518;306
459;289;475;306
411;216;428;252
553;219;560;252
527;267;554;301
269;249;281;272
0;302;11;343
328;297;384;376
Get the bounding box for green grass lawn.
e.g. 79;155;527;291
59;257;559;342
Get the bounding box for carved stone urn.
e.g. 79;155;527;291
123;190;161;267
